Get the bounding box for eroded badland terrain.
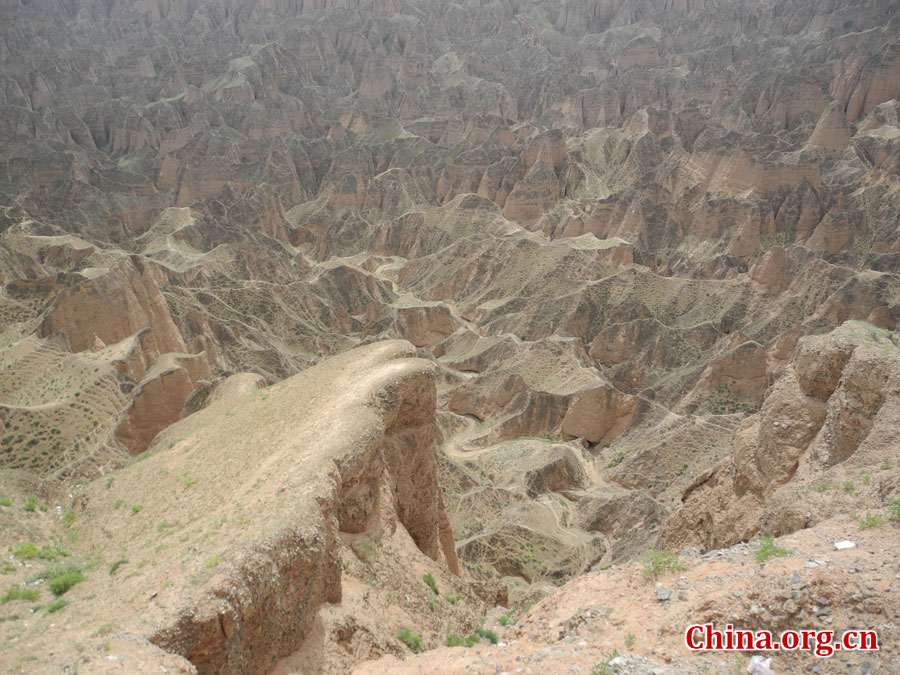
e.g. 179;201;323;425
0;0;899;672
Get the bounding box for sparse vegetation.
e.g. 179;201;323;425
607;451;627;468
47;568;85;596
474;626;499;644
446;633;480;648
396;627;422;653
23;496;36;512
753;536;791;562
445;593;459;604
889;500;900;522
46;598;68;613
856;512;886;530
625;632;635;648
109;559;128;575
642;550;687;578
131;504;142;514
2;587;40;603
590;650;621;674
423;572;439;595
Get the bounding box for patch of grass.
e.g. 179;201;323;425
423;572;438;595
889;500;900;522
109;559;128;576
446;634;465;647
23;496;36;512
48;569;85;596
105;477;114;489
11;542;67;562
29;563;85;596
11;542;38;559
2;587;40;603
607;451;627;468
183;476;197;488
625;632;635;648
753;536;791;562
856;512;886;530
62;512;75;528
498;610;515;626
590;650;621;675
445;593;459;604
396;627;422;653
0;498;10;507
46;598;68;613
642;550;688;578
474;626;498;644
811;482;833;492
204;555;220;569
131;505;142;515
843;481;855;493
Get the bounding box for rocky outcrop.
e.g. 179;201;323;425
661;321;900;550
114;352;212;454
52;341;468;674
39;257;187;357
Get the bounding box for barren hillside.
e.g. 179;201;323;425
0;0;899;672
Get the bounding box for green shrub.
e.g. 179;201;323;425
46;598;68;613
642;550;687;578
445;593;459;604
109;559;128;576
131;505;142;515
607;451;626;468
474;626;498;644
2;587;40;603
857;512;886;530
48;569;84;596
12;542;66;562
23;497;36;512
396;627;422;653
445;634;464;647
12;542;38;559
29;564;85;596
754;536;791;562
423;572;438;595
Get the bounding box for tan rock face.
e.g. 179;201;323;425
662;321;900;550
806;100;853;152
39;257;186;357
115;353;212;455
140;342;464;672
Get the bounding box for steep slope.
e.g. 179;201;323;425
1;0;900;671
0;341;493;673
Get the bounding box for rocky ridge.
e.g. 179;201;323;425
1;0;900;672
